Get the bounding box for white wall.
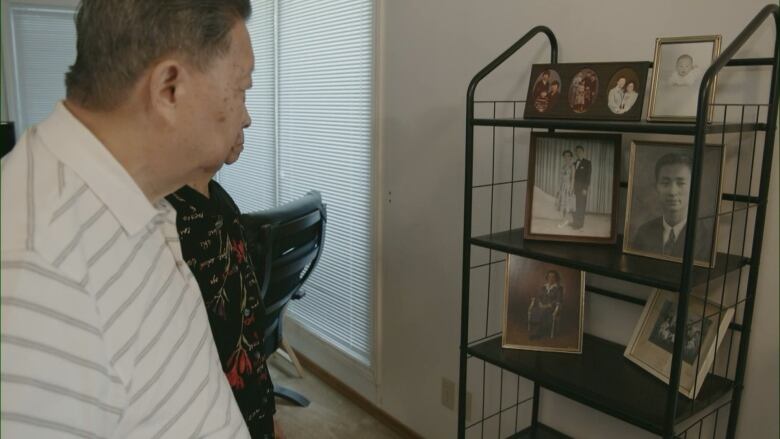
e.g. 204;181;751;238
378;1;778;438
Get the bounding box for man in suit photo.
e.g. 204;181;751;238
630;152;712;262
572;145;591;230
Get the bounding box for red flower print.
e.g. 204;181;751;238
226;364;244;390
231;239;247;264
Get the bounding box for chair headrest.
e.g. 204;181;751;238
242;191;324;228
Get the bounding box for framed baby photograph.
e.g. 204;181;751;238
624;289;734;399
524;132;621;244
502;255;584;353
523;62;650;121
647;35;722;122
623;140;725;267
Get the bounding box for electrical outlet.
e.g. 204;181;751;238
441;378;455;410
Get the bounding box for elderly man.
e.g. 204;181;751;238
1;1;257;437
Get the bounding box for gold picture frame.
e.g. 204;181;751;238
623;140;725;268
624;289;734;399
647;35;722;122
502;255;585;353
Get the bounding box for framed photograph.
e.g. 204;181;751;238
502;255;584;353
523;62;650;121
624;289;734;399
647;35;722;122
623;140;725;267
524;132;621;244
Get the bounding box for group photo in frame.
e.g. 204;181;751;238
623;140;725;267
624;289;734;399
523;62;650;121
502;255;584;353
524;132;621;243
647;35;722;122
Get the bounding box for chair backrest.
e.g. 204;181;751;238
241;191;326;357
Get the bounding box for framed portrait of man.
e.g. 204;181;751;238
502;255;584;353
647;35;722;122
524;132;621;244
623;140;725;267
624;289;734;399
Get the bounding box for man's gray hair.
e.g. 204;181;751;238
65;0;251;110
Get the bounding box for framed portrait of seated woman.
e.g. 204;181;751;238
502;255;584;353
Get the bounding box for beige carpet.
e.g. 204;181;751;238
268;356;405;439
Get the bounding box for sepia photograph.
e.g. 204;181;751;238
502;255;584;353
647;35;722;122
568;68;599;114
623;140;725;267
624;289;734;399
523;62;649;121
530;68;563;113
525;133;620;243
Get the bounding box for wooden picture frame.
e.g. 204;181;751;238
624;289;734;399
647;35;722;122
502;255;584;353
523;62;650;121
623;140;725;267
524;132;621;244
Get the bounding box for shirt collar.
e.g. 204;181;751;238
662;217;686;240
38;101;159;236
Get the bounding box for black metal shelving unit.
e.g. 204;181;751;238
458;5;779;439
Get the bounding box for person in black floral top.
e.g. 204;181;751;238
166;139;282;438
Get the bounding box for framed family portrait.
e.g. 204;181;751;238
623;140;725;267
502;255;584;353
525;132;621;244
647;35;722;122
523;62;650;121
624;289;734;399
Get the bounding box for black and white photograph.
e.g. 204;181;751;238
623;140;725;267
502;255;584;353
647;35;722;122
525;133;620;243
530;68;563;113
624;289;734;399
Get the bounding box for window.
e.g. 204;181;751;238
218;0;375;366
3;2;77;134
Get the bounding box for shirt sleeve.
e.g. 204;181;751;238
1;251;123;438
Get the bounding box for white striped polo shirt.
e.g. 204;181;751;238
1;102;250;439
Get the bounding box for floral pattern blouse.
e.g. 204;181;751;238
167;181;275;438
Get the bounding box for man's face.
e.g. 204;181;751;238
617;77;626;89
676;57;693;77
655;163;691;216
180;21;254;175
550;83;559;94
542;73;549;82
575;148;584;159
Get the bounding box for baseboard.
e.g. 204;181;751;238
293;350;424;439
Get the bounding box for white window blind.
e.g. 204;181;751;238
8;5;76;132
219;0;374;365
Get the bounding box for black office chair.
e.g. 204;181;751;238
241;191;326;408
1;121;16;158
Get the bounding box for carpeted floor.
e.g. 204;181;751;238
268;356;405;439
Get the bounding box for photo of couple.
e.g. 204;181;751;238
525;133;620;244
531;69;562;113
607;68;642;115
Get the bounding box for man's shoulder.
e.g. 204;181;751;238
637;216;663;233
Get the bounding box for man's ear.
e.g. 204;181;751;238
148;59;189;122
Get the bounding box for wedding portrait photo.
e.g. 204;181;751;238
524;133;620;243
502;255;584;353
